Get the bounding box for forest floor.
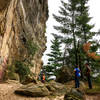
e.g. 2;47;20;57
85;82;100;100
65;80;100;100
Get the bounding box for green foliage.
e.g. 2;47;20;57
90;45;98;52
23;39;38;66
26;40;38;57
5;60;33;83
5;65;18;80
44;33;63;77
93;75;100;83
15;60;32;82
53;0;81;65
53;0;98;69
5;40;38;82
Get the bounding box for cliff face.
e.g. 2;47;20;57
0;0;48;78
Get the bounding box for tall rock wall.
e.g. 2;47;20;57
0;0;48;78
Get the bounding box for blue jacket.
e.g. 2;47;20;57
74;68;81;77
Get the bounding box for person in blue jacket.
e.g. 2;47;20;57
74;65;81;88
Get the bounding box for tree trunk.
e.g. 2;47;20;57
78;41;83;78
72;11;78;65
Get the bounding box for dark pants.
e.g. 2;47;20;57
87;76;92;89
75;76;80;88
42;80;45;83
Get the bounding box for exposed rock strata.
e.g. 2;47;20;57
0;80;64;100
0;0;48;78
15;81;67;97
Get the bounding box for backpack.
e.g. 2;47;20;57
74;68;81;77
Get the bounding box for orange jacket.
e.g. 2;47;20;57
43;75;45;80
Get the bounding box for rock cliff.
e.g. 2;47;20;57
0;0;48;79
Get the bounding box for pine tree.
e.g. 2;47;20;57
53;0;81;65
45;33;63;77
53;0;97;68
76;0;94;43
75;0;99;77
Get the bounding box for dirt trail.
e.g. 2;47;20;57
0;80;64;100
85;94;100;100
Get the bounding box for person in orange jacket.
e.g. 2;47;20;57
42;73;45;83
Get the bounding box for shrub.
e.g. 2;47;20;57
15;60;31;82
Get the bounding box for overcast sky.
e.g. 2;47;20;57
42;0;100;65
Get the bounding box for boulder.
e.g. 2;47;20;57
15;81;68;97
21;76;37;85
64;88;84;100
56;66;72;83
45;81;67;96
15;83;50;97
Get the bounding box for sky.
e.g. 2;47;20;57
42;0;100;65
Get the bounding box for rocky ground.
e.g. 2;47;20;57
84;83;100;100
0;80;65;100
0;80;100;100
85;95;100;100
